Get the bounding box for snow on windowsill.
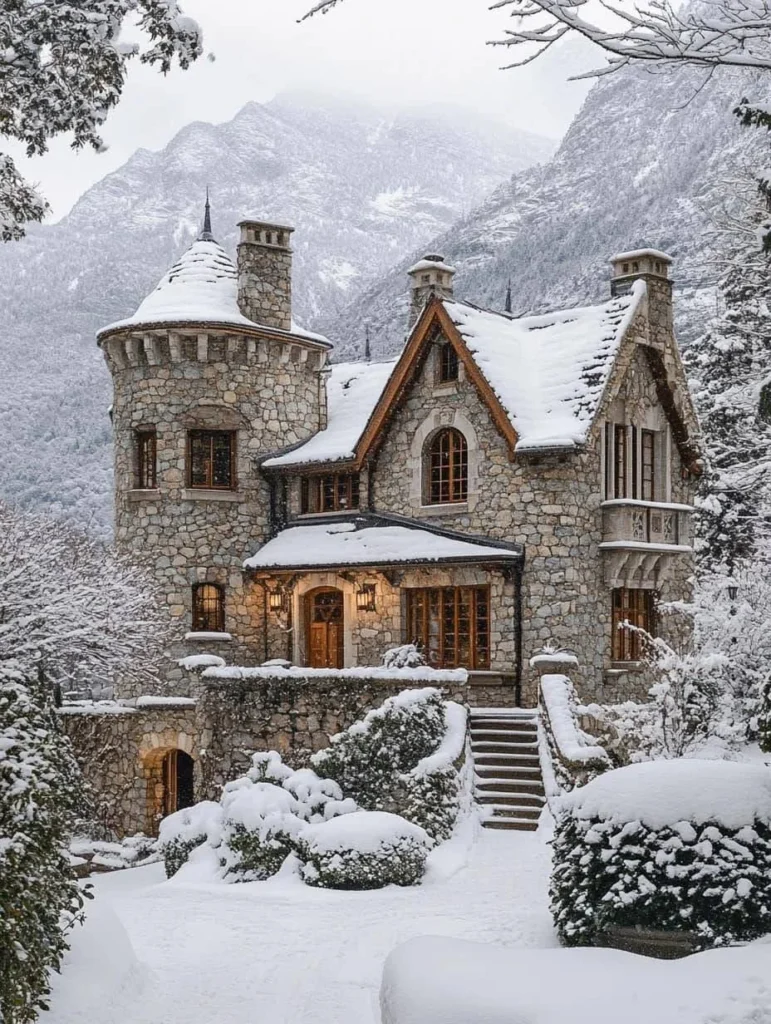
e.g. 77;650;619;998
185;631;233;642
135;696;198;708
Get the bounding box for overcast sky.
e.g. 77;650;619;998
12;0;596;219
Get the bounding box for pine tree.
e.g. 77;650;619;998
687;196;771;574
0;660;87;1023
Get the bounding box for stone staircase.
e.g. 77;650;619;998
470;708;545;831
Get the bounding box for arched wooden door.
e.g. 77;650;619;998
305;587;344;669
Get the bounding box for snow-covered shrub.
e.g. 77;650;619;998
312;688;447;812
401;702;470;840
297;811;432;889
0;660;87;1023
158;801;223;878
220;780;305;882
550;760;771;949
382;644;426;669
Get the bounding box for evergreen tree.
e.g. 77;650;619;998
687;195;771;573
0;660;87;1024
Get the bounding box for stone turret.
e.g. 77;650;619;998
237;220;294;331
407;254;456;331
97;203;330;691
610;248;674;346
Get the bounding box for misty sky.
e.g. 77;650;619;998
12;0;597;219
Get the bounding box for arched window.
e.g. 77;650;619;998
192;583;225;633
427;428;468;504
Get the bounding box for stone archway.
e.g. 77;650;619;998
139;729;196;835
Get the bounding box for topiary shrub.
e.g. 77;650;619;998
157;801;223;878
312;688;447;811
297;811;432;890
550;760;771;949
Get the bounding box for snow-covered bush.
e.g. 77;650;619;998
158;801;223;878
298;811;432;889
550;761;771;949
401;702;470;840
312;688;447;813
220;781;305;882
382;644;426;669
0;660;87;1023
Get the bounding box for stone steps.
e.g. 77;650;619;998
469;708;545;831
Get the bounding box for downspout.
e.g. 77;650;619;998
514;555;524;707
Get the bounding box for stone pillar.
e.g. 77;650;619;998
407;254;456;332
237;221;294;331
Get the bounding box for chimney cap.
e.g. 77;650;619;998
407;255;456;276
610;247;673;266
237;218;295;234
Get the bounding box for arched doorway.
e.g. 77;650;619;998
305;587;344;668
162;750;194;816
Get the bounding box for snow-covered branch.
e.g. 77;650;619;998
0;0;202;237
0;501;172;696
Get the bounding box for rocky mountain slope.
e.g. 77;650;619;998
0;95;551;534
322;64;768;357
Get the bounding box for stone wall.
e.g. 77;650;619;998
102;326;328;694
60;670;470;838
366;313;698;705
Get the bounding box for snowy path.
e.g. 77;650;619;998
45;828;556;1024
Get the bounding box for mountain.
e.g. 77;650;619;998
0;95;553;534
321;64;769;358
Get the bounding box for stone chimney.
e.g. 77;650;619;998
237;220;294;331
407;254;456;331
610;248;674;345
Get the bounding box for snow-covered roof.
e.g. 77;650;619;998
263;358;397;467
98;237;330;346
442;283;644;451
408;257;456;275
610;247;672;264
244;518;519;570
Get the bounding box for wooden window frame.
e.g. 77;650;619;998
427;428;468;505
406;586;490;670
641;429;656;501
611;588;655;662
191;583;225;633
187;430;236;491
438;342;459;383
300;473;360;514
135;429;157;490
613;424;627;499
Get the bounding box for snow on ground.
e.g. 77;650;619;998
43;826;555;1024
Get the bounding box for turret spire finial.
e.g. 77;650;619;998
199;187;214;241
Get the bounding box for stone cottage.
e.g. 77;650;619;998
62;202;701;836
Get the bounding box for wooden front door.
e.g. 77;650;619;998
306;588;344;668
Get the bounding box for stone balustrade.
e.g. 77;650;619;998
601;499;692;548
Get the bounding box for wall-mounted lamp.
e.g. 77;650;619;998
356;584;376;613
727;584;739;603
268;589;287;613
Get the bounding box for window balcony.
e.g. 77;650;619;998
600;499;693;588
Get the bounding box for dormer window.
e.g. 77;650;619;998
301;473;360;514
438;343;459;383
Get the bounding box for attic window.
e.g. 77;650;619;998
438;343;459;383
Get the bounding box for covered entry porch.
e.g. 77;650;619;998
244;514;524;697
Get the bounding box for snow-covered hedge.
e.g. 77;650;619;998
298;811;432;889
550;760;771;948
311;687;468;840
158;801;223;878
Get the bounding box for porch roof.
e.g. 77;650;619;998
244;515;522;572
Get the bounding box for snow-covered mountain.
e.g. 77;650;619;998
321;64;768;358
0;94;552;534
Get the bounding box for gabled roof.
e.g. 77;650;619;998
244;514;522;572
97;237;330;347
442;286;644;452
263;358;397;469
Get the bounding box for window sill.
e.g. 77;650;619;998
419;502;469;517
182;489;240;502
128;489;161;501
608;662;644;674
433;382;459;395
185;631;233;643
